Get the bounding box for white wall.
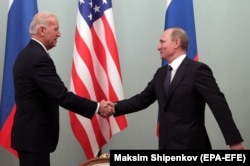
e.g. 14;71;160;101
0;0;249;165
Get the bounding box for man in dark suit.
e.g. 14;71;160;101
12;11;113;166
107;27;244;150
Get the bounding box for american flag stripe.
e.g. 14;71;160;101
70;0;127;159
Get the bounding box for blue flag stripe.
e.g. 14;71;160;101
162;0;198;66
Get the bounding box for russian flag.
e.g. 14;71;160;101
157;0;198;135
0;0;38;156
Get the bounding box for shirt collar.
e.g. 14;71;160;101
169;54;186;71
31;38;48;54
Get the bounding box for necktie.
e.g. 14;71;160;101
164;65;172;95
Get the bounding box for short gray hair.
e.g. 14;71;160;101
29;11;55;34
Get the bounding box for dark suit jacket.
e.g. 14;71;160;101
12;40;97;153
114;57;243;149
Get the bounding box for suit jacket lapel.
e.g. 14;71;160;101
165;57;190;105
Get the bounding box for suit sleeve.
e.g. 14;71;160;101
114;78;157;117
31;54;97;119
195;63;243;145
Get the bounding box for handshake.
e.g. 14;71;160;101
98;100;115;118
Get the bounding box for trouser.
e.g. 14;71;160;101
18;151;50;166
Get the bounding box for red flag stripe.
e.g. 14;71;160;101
102;12;121;77
90;116;107;147
70;61;90;98
0;106;18;157
69;112;95;159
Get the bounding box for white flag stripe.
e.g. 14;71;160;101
166;0;172;8
77;115;99;154
9;0;14;10
73;45;97;100
96;116;111;142
109;116;121;134
107;55;124;99
70;79;75;93
76;10;92;45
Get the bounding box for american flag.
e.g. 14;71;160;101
69;0;127;159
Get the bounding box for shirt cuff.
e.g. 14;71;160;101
95;102;100;113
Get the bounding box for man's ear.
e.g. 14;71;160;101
174;38;181;49
38;26;45;36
